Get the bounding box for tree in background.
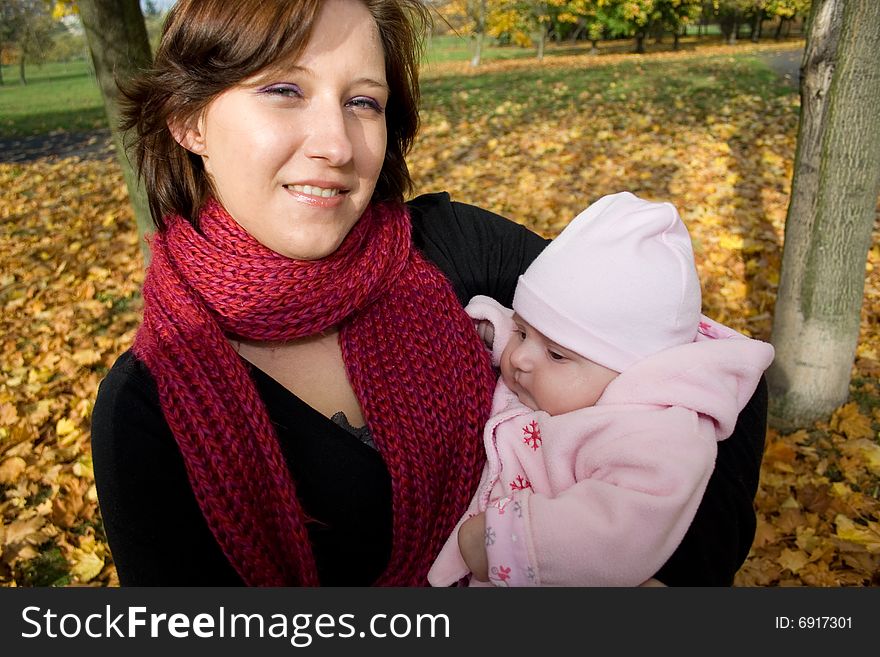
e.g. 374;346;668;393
767;0;811;38
768;0;880;428
74;0;154;261
435;1;810;58
1;0;57;85
0;3;23;85
655;0;703;49
435;0;490;66
487;0;556;60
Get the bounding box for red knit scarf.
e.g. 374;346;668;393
133;199;495;586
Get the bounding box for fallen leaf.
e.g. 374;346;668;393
0;457;27;485
834;515;880;553
69;549;104;583
777;548;809;574
830;402;875;441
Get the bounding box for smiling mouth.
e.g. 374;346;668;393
284;184;345;198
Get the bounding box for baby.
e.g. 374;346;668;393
428;191;774;586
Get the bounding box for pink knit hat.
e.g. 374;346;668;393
512;191;701;372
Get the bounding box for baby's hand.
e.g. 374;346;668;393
474;319;494;349
458;513;489;581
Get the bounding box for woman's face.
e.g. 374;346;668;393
180;0;388;260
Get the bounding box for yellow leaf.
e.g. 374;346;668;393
718;233;744;250
56;418;76;436
72;349;102;367
834;515;880;553
70;549;105;583
0;402;18;426
830;402;874;441
0;456;26;485
4;516;46;546
780;495;800;510
777;548;809;574
830;482;851;498
840;439;880;477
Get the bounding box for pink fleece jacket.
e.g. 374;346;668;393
428;296;774;587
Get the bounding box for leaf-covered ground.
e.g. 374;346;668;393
1;41;878;586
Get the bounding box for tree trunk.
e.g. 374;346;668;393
767;0;880;429
590;38;599;55
470;0;487;67
751;11;762;43
775;17;785;40
19;54;26;85
535;26;546;61
634;32;645;54
78;0;153;263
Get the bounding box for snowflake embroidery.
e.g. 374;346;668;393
526;566;536;583
490;496;512;514
513;500;523;518
484;525;496;546
522;420;543;450
490;565;511;586
509;474;532;491
698;321;716;338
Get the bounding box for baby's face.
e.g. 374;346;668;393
500;314;619;416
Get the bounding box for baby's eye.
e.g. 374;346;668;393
515;329;527;341
548;350;567;361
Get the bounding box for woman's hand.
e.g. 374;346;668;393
458;512;489;581
639;578;666;587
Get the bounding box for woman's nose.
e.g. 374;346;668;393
302;103;353;167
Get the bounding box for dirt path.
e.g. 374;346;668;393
760;46;803;87
0;128;114;164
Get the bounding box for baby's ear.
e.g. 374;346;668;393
168;113;207;154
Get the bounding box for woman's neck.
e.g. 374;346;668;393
231;329;366;427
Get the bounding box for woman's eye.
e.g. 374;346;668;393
262;84;302;98
347;96;384;113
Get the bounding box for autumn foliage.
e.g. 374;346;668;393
1;40;878;586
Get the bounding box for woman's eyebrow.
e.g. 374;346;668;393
353;77;390;92
253;65;388;91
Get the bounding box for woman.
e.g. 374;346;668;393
91;0;768;586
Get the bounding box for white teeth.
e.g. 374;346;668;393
288;184;341;198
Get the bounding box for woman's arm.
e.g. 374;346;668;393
408;192;549;307
90;351;244;585
654;376;768;585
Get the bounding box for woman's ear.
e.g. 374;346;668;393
168;113;207;155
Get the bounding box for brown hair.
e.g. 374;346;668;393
120;0;429;230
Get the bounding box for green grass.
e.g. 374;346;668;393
0;60;106;138
420;54;793;127
424;34;576;64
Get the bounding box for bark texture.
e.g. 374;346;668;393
78;0;153;263
768;0;880;428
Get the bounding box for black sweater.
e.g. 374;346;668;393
90;192;767;586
